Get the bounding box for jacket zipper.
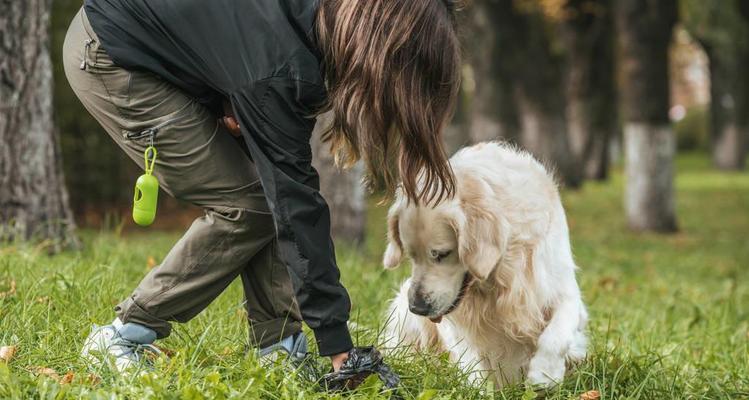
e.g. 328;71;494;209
80;39;94;70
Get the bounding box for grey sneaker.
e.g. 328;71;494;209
258;332;319;381
258;331;308;364
81;318;162;373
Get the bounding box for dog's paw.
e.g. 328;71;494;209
566;330;588;363
527;352;565;387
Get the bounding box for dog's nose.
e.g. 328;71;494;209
409;294;432;316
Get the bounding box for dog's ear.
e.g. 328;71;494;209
383;199;404;269
454;176;508;281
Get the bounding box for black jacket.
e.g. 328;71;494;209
84;0;352;356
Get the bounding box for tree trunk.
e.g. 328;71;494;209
464;0;521;145
514;86;574;180
483;0;581;187
442;67;472;155
562;0;618;180
742;5;749;160
616;0;678;232
623;124;677;231
706;46;747;170
740;0;749;30
0;0;78;250
311;112;366;244
682;0;749;170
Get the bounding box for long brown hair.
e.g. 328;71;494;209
316;0;461;205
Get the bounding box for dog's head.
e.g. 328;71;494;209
383;174;509;322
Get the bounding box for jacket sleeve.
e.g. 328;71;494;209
229;77;353;356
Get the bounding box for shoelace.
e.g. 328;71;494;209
108;337;163;362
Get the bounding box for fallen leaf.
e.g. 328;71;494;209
33;367;60;380
580;390;601;400
60;371;75;384
36;296;50;304
146;256;157;269
598;276;617;291
153;345;175;358
0;280;16;298
0;346;17;362
221;346;233;356
86;373;102;386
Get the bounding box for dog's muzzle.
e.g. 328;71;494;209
430;273;474;323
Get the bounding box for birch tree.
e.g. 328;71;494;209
616;0;678;232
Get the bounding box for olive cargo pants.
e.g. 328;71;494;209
63;8;302;348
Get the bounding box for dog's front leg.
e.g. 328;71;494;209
435;324;488;387
383;279;440;351
527;296;587;387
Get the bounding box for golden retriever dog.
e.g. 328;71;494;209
382;142;588;387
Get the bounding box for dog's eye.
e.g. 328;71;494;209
431;249;452;263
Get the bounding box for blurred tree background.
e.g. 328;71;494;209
3;3;748;397
3;0;748;248
682;0;749;170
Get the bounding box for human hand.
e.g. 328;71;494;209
321;347;400;393
330;351;349;372
221;116;241;137
219;100;241;137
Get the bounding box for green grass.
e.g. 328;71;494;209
1;153;748;399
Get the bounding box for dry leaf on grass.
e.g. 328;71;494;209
597;277;617;291
86;373;102;386
153;345;175;358
32;367;60;381
60;371;75;384
146;256;157;269
0;280;17;298
0;345;17;362
33;368;76;384
580;390;601;400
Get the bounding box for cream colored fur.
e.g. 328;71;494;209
382;142;588;387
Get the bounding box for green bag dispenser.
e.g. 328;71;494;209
133;146;159;226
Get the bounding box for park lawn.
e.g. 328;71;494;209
0;153;747;399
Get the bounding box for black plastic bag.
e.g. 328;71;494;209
320;346;401;396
